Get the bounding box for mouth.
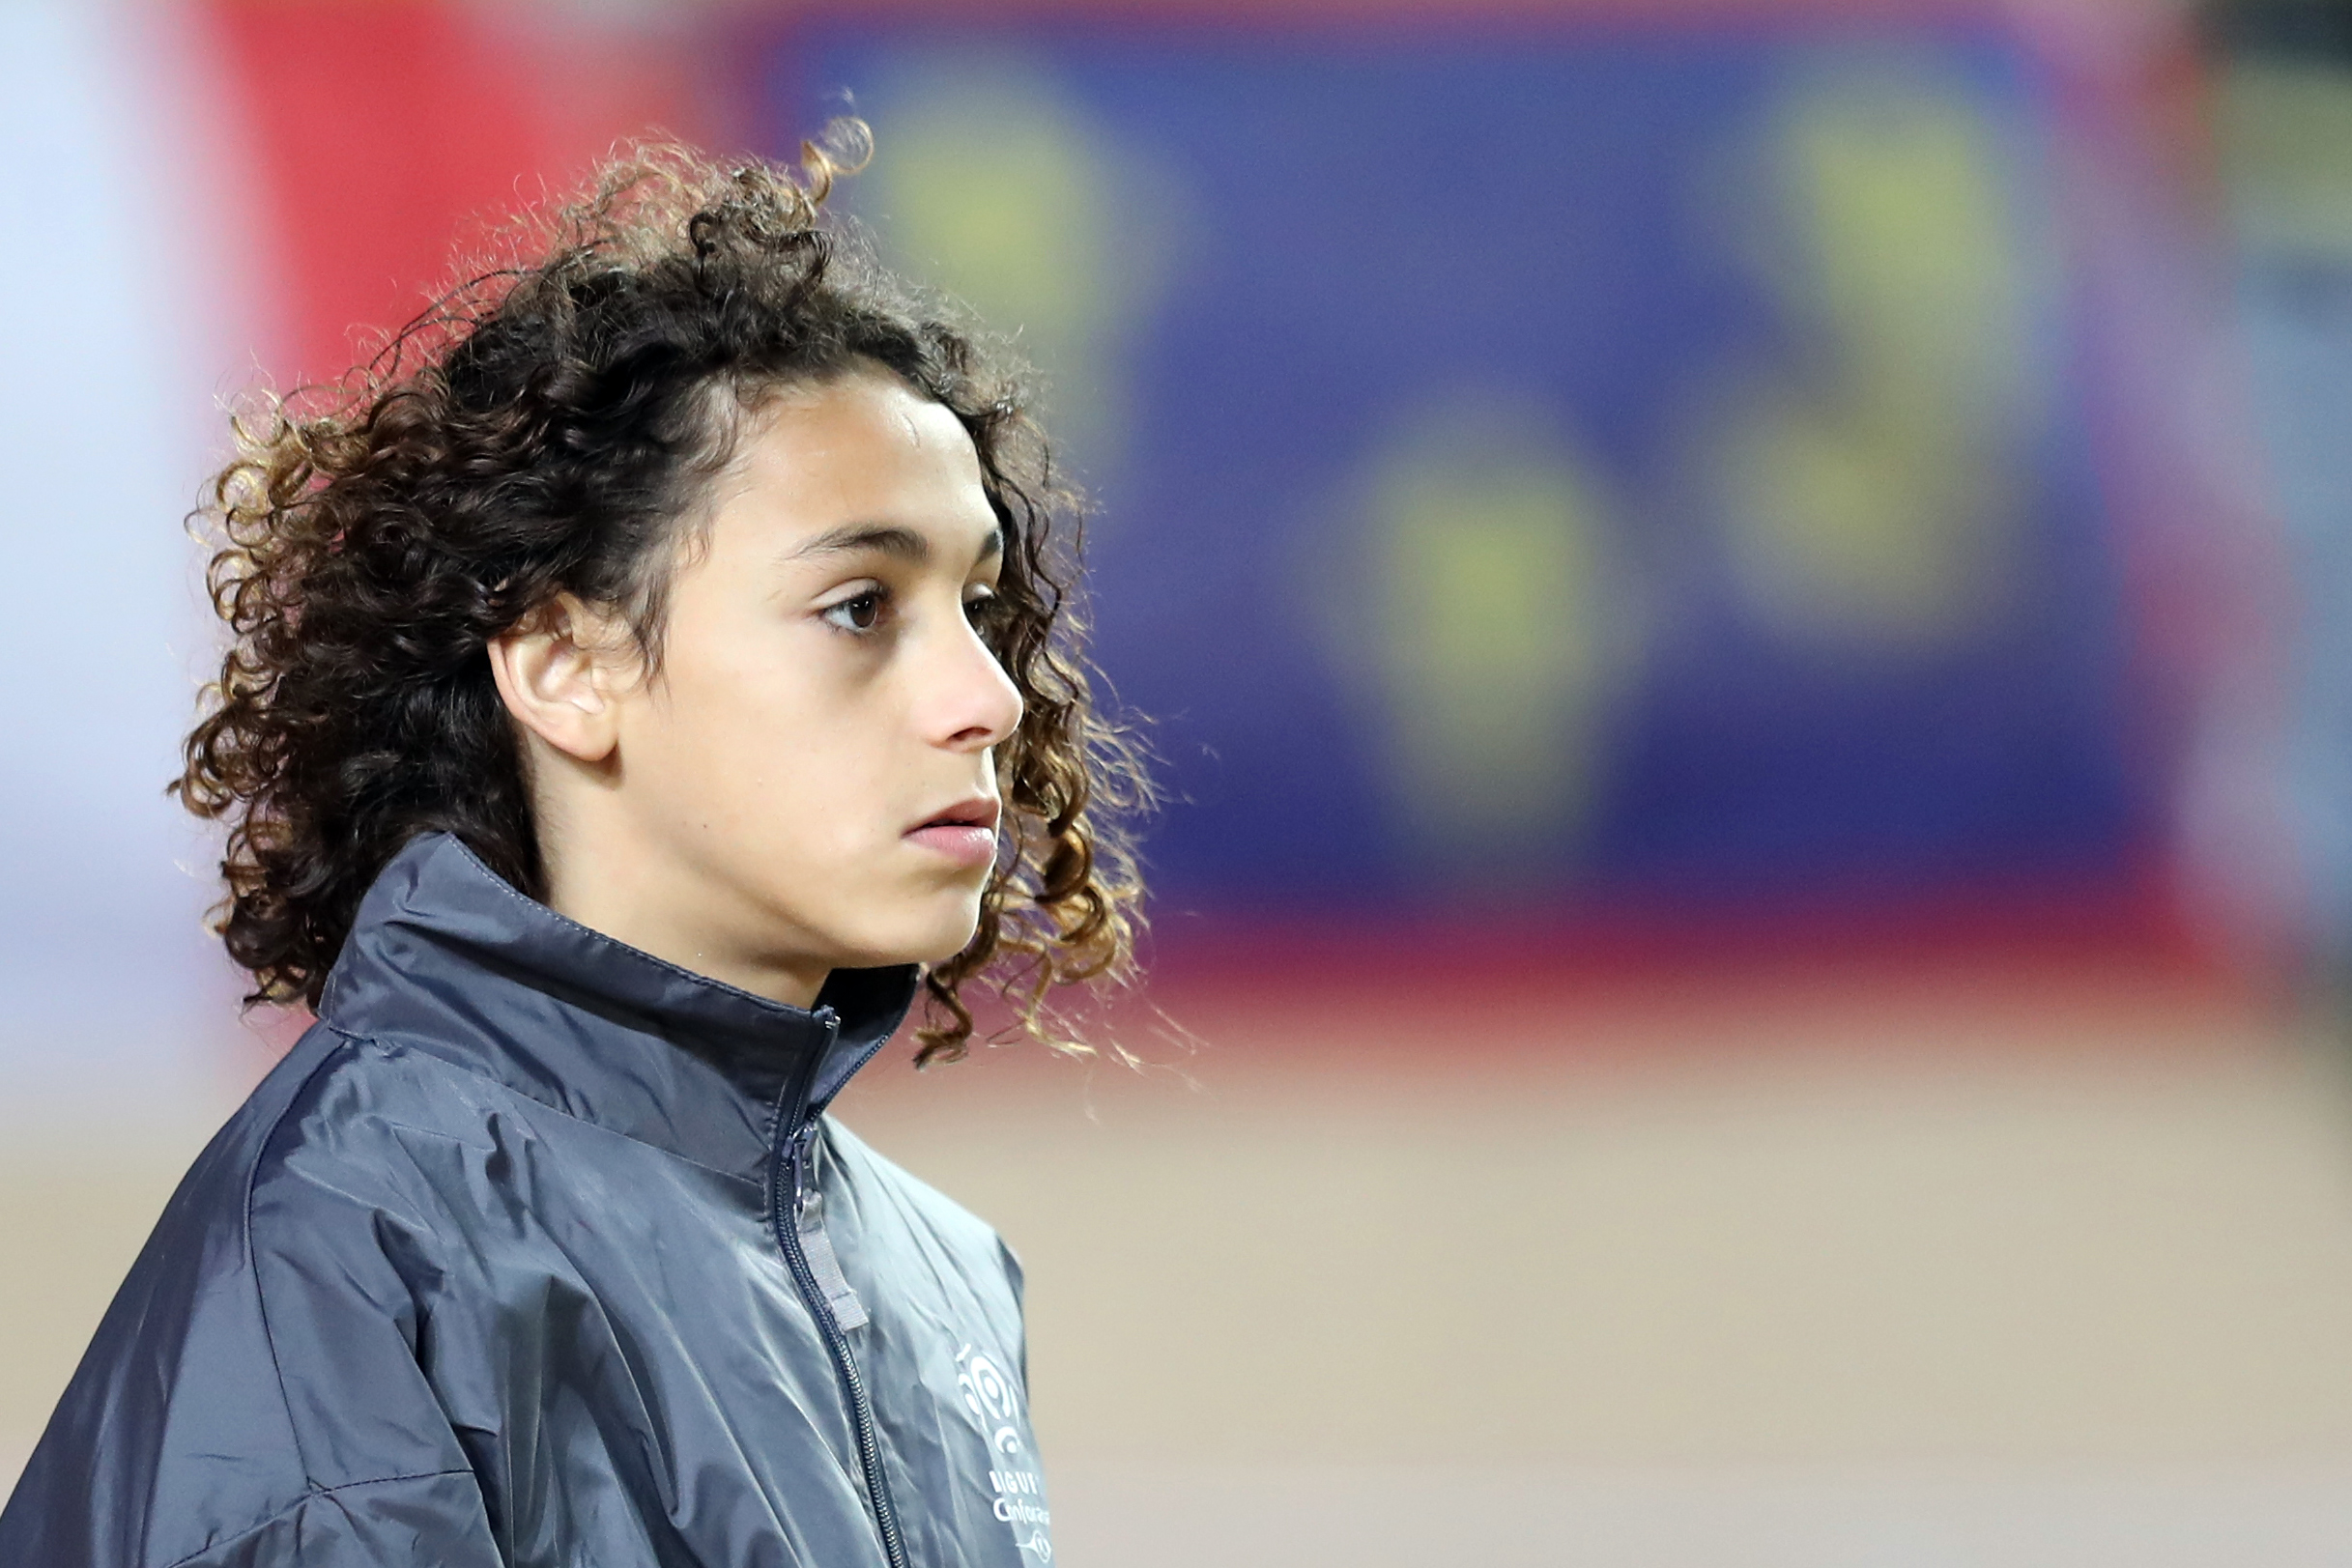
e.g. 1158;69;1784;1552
904;796;1002;870
912;796;1001;834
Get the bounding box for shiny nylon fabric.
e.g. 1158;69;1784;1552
0;834;1051;1568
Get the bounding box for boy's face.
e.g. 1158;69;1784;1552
496;367;1023;1006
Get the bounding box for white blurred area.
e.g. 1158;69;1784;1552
4;3;2352;1564
0;1;263;1112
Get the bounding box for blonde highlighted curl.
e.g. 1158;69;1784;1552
175;131;1149;1065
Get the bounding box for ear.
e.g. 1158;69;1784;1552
487;593;635;765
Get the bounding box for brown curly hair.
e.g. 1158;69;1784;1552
175;131;1148;1065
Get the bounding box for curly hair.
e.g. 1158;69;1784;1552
175;131;1148;1065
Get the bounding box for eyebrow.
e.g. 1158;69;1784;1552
786;522;1004;567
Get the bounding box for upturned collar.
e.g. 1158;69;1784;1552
317;832;919;1186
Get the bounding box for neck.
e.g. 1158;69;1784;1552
535;813;833;1012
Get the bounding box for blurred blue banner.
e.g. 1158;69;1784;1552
761;23;2151;927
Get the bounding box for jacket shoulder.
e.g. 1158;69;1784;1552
0;1025;492;1568
822;1116;1021;1285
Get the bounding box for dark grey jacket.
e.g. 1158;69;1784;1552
0;832;1052;1567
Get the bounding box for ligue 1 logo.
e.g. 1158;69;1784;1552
957;1344;1024;1455
955;1343;1051;1561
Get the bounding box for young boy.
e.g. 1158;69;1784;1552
0;135;1142;1568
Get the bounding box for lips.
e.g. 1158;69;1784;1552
904;796;1001;870
912;797;1001;834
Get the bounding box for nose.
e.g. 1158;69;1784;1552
928;611;1024;754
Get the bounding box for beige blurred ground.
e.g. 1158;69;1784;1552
7;966;2352;1562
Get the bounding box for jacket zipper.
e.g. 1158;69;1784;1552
771;1009;910;1568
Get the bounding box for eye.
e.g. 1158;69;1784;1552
963;585;1006;627
820;587;887;635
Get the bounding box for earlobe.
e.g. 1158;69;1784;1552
487;594;626;765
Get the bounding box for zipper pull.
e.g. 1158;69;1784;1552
790;1119;868;1329
791;1121;821;1221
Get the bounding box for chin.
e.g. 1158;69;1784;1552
910;916;986;969
846;898;984;971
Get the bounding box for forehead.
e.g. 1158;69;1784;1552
713;368;993;550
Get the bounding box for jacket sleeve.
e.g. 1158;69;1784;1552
140;1472;500;1568
0;1048;503;1568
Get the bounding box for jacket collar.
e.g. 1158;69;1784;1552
317;831;919;1187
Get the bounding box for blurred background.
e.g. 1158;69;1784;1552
6;0;2352;1560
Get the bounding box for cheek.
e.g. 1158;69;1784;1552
645;640;904;845
656;607;831;746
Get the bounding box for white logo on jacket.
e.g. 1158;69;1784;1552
956;1342;1050;1561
